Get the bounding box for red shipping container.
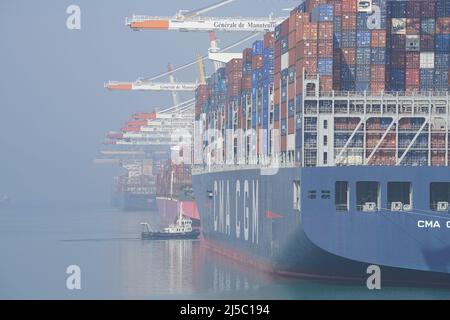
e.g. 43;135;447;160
264;32;275;48
252;55;263;69
405;69;420;87
275;55;281;74
275;71;281;86
274;120;280;130
371;30;386;47
371;82;385;95
289;14;298;33
280;19;289;37
281;136;287;151
226;58;243;74
298;58;317;75
331;0;342;16
289;48;296;66
288;117;295;135
406;1;421;18
342;0;357;12
243;48;252;63
406;52;420;69
318;40;333;58
436;18;450;35
318;22;333;40
342;48;356;65
406;18;420;35
370;65;385;81
241;74;252;90
274;87;280;103
420;1;436;18
319;76;333;92
306;0;320;12
297;23;318;42
342;12;357;30
281;102;287;118
288;82;296;100
296;40;318;58
288;30;296;50
295;12;311;26
275;40;282;57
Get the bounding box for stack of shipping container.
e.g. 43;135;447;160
387;0;450;92
195;0;450;167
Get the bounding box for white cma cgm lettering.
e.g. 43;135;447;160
214;179;259;244
417;220;442;228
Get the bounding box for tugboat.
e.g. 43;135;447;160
140;203;200;240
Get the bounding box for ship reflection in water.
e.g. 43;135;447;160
1;204;450;299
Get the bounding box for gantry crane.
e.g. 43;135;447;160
105;31;243;93
125;0;285;32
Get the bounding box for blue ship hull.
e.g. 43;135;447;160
193;166;450;286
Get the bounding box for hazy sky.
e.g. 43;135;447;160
0;0;299;204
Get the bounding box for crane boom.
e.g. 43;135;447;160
126;15;284;32
105;81;198;91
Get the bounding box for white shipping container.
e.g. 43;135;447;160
281;52;289;70
420;52;435;69
287;134;295;151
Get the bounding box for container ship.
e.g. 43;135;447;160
156;160;200;226
111;161;158;211
192;0;450;285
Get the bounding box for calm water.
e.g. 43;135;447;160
1;202;450;300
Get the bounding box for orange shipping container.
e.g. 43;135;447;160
370;82;385;95
371;30;386;47
298;58;317;75
370;65;385;81
342;0;357;12
319;76;333;92
436;18;450;34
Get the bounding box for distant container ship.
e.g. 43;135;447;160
192;0;450;285
111;161;158;211
156;160;200;226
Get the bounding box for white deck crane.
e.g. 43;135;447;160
125;0;285;32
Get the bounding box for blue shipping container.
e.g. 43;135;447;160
357;31;371;47
252;40;264;55
435;35;450;53
356;47;371;65
311;4;334;22
318;58;333;75
371;48;386;65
